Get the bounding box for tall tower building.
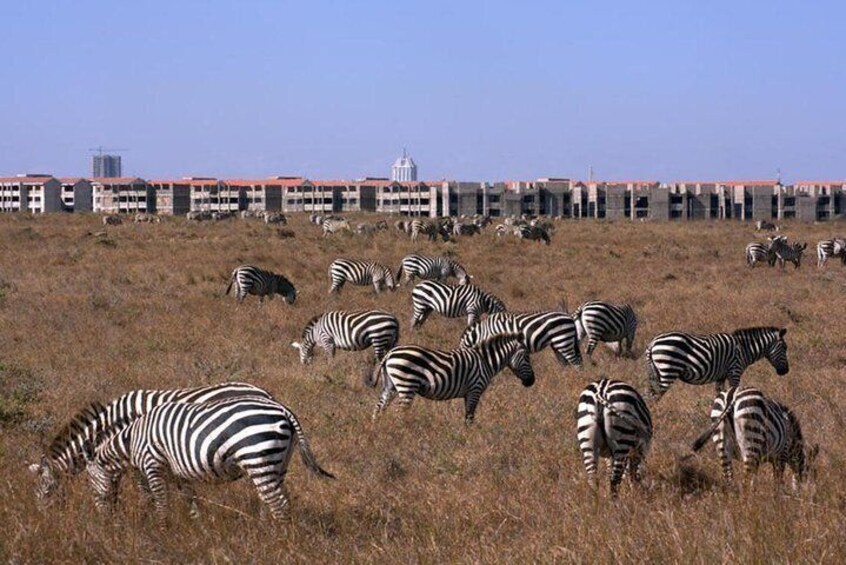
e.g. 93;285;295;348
391;149;417;182
92;154;122;178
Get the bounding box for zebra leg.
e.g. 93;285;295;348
247;468;289;520
716;433;734;485
463;391;483;425
628;449;645;485
372;381;397;420
176;480;200;519
586;338;598;363
132;469;154;507
411;307;431;330
141;456;169;521
609;453;628;497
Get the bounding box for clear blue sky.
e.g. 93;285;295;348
1;1;843;182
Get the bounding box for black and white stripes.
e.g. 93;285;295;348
291;310;400;363
395;254;471;286
769;235;807;269
225;265;297;304
572;301;638;360
576;379;652;495
645;327;789;398
816;238;846;268
411;280;506;328
328;258;397;294
691;386;817;488
84;397;334;520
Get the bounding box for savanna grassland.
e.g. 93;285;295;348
0;213;844;563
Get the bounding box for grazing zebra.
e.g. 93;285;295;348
368;334;535;423
225;265;297;304
816;238;846;268
517;224;551;244
769;235;807;269
291;310;400;364
83;397;334;520
453;223;481;236
328;258;397;294
495;223;519;237
572;301;638;360
323;218;352;237
645;327;789;399
186;210;212;221
460;311;582;367
264;212;287;224
411;280;506;329
691;386;818;489
102;214;123;226
755;220;779;232
745;242;776;268
27;382;274;502
410;219;449;242
395;254;471;286
576;379;652;496
133;213;161;224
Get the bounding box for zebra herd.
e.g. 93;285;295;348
28;229;824;522
746;233;845;269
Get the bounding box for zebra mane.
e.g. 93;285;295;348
473;332;525;350
301;313;324;336
47;400;109;460
731;326;782;340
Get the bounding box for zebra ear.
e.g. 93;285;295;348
28;462;41;474
779;328;787;338
291;341;302;351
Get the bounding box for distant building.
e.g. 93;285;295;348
92;154;122;178
391;149;418;182
59;177;93;212
0;174;63;213
91;177;152;214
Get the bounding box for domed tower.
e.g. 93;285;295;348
391;148;418;182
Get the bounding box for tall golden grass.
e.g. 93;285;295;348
0;213;844;563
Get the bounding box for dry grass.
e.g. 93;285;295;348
1;213;845;563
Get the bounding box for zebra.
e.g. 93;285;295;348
460;311;582;367
745;242;776;268
133;213;161;224
576;379;652;496
410;219;450;242
291;310;400;364
186;210;212;221
411;280;506;329
368;334;535;423
327;258;397;294
691;386;818;489
83;397;334;520
395;254;471;286
816;238;846;268
264;212;287;225
453;223;481;236
571;301;638;360
323;218;352;237
517;224;551;245
225;265;297;304
102;214;123;226
769;235;807;269
645;327;789;399
755;220;779;232
27;382;274;502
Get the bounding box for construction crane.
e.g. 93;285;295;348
88;146;129;156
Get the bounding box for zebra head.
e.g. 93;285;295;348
27;457;59;502
482;291;506;315
453;264;472;286
276;276;297;305
383;266;398;291
291;315;320;364
477;334;534;388
82;440;121;511
765;328;790;376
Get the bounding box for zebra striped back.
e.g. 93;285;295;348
460;311;582;367
291;310;400;364
576;379;652;495
323;218;351;236
645;327;789;399
396;253;471;286
746;242;776;267
85;397;334;519
411;280;506;328
28;382;273;501
226;265;297;304
572;301;638;359
691;386;817;488
328;258;397;294
370;334;534;423
817;238;846;267
410;219;449;242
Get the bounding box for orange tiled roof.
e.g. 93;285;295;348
0;175;55;183
90;177;146;184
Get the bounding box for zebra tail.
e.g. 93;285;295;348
286;412;335;480
395;263;404;284
224;275;234;295
690;387;738;452
365;356;388;388
594;391;650;439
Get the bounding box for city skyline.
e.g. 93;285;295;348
1;2;844;183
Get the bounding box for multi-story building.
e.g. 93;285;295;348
59;177;93;212
147;179;191;215
0;175;63;213
792;181;844;220
225;179;284;213
391;149;418;182
183;178;243;213
92;177;153;214
92;154;122;178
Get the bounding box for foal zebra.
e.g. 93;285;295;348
572;301;638;360
645;327;789;399
691;386;818;489
460;311;582;367
328;258;397;294
368;334;534;423
576;379;652;496
291;310;400;364
28;382;274;501
395;253;471;286
410;219;449;242
411;280;506;328
769;235;807;269
816;238;846;268
84;397;334;520
745;242;776;267
225;265;297;304
322;218;352;237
